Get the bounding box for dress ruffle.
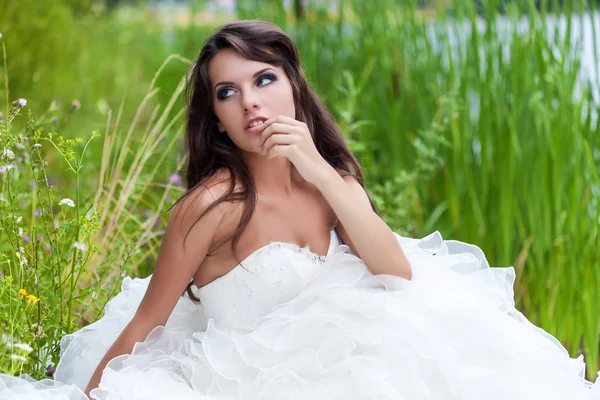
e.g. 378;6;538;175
1;231;598;399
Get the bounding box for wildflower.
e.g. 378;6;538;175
18;227;23;236
31;323;44;339
72;242;87;252
0;33;2;39
0;163;15;173
14;343;33;353
168;173;183;186
2;148;15;160
33;209;41;218
32;143;42;149
58;198;75;207
45;364;55;377
43;245;51;254
14;98;27;108
10;354;27;363
70;100;81;113
16;216;22;223
23;234;31;243
15;247;28;266
51;116;58;126
18;289;27;296
26;294;39;304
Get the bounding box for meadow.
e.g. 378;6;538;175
1;0;599;381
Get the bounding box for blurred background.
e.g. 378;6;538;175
1;0;599;381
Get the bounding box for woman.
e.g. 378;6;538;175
1;19;598;400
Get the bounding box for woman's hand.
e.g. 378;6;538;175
259;115;333;187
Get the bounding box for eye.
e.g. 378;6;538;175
217;87;236;100
257;74;277;86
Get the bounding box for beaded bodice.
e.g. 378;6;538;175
190;229;340;332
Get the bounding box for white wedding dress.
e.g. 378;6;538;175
1;229;599;399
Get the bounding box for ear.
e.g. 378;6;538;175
217;121;225;132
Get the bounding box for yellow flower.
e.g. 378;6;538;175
18;289;27;296
26;294;39;304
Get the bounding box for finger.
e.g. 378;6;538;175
270;114;303;126
266;143;295;159
262;134;299;155
260;115;302;132
258;115;304;139
259;122;296;147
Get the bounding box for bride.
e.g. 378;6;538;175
1;19;599;400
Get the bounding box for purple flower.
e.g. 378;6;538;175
23;234;31;243
33;209;41;218
168;173;183;187
45;364;55;378
38;235;45;242
43;245;51;254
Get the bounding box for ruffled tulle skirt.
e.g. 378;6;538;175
1;231;599;399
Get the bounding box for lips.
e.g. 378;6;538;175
245;117;268;134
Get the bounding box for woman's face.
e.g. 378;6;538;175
208;48;296;153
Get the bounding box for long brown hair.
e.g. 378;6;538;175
170;20;378;302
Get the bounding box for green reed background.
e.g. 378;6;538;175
1;0;599;380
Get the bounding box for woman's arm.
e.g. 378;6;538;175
84;183;225;397
317;167;412;280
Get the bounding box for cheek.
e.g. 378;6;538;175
277;84;296;116
213;102;236;125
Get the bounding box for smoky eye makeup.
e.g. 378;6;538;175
215;72;278;101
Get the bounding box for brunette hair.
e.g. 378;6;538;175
169;19;378;302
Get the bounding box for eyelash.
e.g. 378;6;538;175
217;74;277;100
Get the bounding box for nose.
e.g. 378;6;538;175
241;90;260;113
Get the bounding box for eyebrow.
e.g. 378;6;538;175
214;68;276;91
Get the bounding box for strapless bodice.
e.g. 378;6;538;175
189;229;341;331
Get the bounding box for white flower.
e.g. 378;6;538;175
72;242;87;252
2;148;15;160
14;343;33;353
10;354;27;363
0;163;15;173
16;216;22;223
0;33;2;39
18;227;23;236
58;198;75;207
17;98;27;108
33;144;42;149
